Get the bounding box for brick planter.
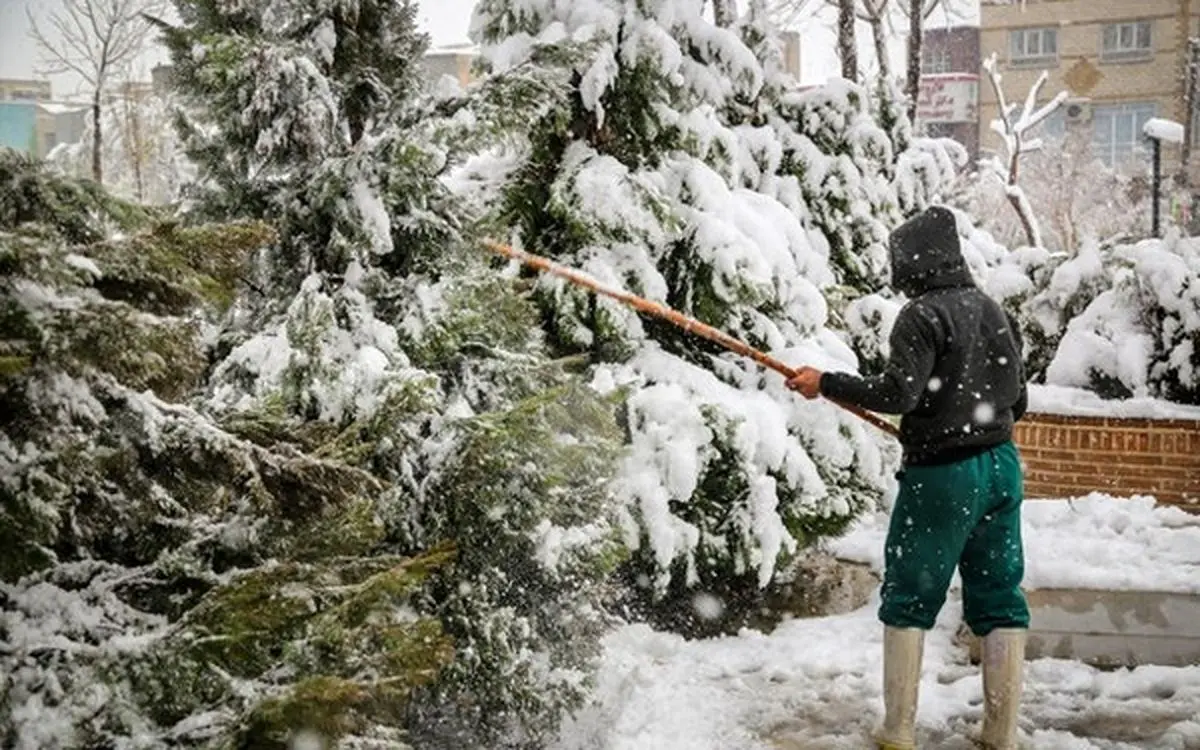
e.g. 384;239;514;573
1014;412;1200;509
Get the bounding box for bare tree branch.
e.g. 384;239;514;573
819;0;891;79
26;0;165;184
981;52;1069;248
765;0;824;33
897;0;957;20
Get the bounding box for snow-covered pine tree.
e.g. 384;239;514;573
0;150;462;749
155;1;628;747
467;0;958;634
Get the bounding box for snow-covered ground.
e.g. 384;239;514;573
555;495;1200;750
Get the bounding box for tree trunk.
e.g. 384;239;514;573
906;0;923;123
1182;38;1199;184
837;0;858;81
713;0;738;27
128;96;145;202
870;15;889;80
1006;151;1039;248
91;91;103;184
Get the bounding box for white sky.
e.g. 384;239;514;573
0;0;977;101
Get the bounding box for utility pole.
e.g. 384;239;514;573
1144;118;1185;237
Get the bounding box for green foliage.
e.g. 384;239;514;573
0;213;273;402
157;3;635;748
465;0;907;645
773;84;898;294
0;159;461;750
85;220;276;314
399;382;627;749
129;546;455;746
0;148;154;242
0;161;285;587
154;0;455;287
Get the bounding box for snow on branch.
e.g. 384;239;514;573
981;52;1068;248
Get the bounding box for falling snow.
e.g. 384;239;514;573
973;401;996;425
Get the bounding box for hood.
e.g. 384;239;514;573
888;205;974;298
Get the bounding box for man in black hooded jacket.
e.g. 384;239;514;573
787;205;1029;750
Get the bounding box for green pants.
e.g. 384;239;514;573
878;441;1030;636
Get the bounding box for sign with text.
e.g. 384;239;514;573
916;74;979;124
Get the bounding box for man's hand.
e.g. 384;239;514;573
785;367;823;400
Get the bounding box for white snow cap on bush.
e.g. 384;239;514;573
970;226;1200;405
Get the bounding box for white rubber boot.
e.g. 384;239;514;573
977;628;1026;750
874;626;925;750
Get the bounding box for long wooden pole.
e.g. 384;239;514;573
483;240;900;439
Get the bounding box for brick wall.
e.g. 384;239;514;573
1015;412;1200;509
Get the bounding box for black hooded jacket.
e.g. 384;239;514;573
820;206;1028;466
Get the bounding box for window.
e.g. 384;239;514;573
10;90;38;101
1009;27;1057;65
1102;21;1153;62
1091;102;1156;167
922;46;952;74
1039;109;1067;143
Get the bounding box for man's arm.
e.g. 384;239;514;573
819;302;940;415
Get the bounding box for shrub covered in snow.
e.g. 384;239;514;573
1042;236;1200;403
465;0;961;634
976;230;1200;405
155;0;628;746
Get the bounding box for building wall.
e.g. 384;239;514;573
51;108;88;152
421;49;479;87
780;31;801;80
979;0;1199;178
0;102;39;153
0;79;54;157
0;79;52;102
925;26;982;74
919;27;982;159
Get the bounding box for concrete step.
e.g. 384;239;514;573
962;587;1200;668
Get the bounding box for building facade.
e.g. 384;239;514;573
0;79;55;157
978;0;1200;178
918;26;983;159
420;44;481;87
779;31;802;80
